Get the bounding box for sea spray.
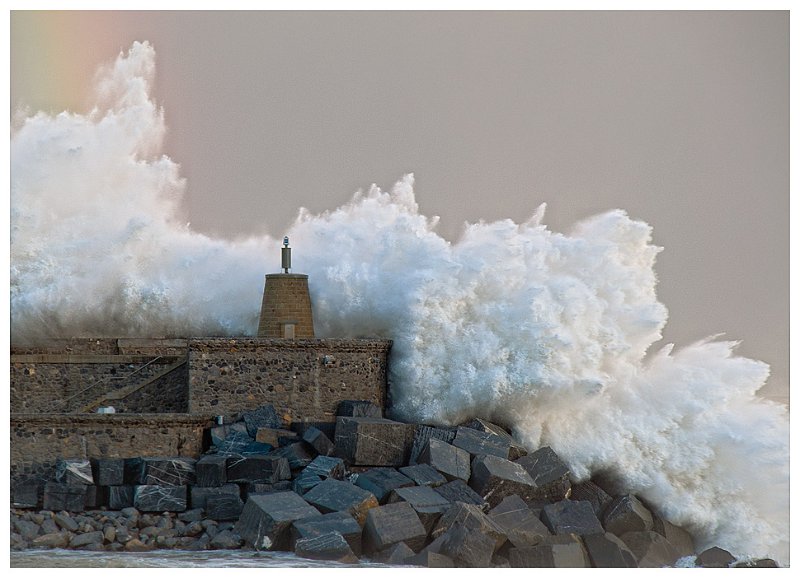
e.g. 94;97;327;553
10;42;789;564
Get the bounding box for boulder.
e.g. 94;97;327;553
209;528;244;550
508;541;590;568
53;511;79;531
583;532;638;567
514;447;571;503
418;438;471;482
541;500;604;536
433;479;486;508
43;482;86;512
602;494;654;536
55;459;94;485
337;400;382;418
469;454;538;508
652;515;695;558
335;417;414;467
235;491;321;550
695;546;736;568
303;478;379;525
734;558;779;568
134;485;187;512
90;458;125;486
195;455;228;487
619;530;681;568
69;530;105;549
302;426;336;457
108;486;135;510
452;426;510;459
295;531;359;564
408;425;457;465
354;468;414;503
399;463;447;487
240;404;282;437
439;523;497;567
226;455;290;484
291;511;363;556
569;480;613;517
487;494;550;548
304;455;346;479
363;501;428;554
32;532;71;549
372;541;415;564
431;502;507;552
387;485;452;534
13;518;41;541
460;418;527;460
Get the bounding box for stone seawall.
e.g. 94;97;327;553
10;414;210;488
188;338;391;423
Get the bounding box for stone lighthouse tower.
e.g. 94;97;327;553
257;237;315;338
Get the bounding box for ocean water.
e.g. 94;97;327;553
10;41;789;564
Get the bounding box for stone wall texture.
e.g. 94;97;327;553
257;274;315;338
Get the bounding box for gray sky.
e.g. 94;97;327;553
10;10;789;401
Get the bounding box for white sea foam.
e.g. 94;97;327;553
10;42;789;564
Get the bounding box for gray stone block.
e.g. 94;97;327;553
12;483;40;509
190;483;240;511
619;530;681;568
291;511;363;556
305;455;345;479
210;421;250;446
335;417;414;467
354;468;414;503
134;485;187;512
43;482;86;512
603;494;654;537
399;463;447;487
363;501;428;554
84;485;108;509
469;454;538;508
408;425;457;465
509;541;590;567
141;457;196;486
55;459;94;485
295;532;359;564
303;479;379;526
195;455;228;487
90;458;125;486
541;500;604;536
241;404;282;437
460;418;528;460
235;491;321;550
271;442;316;469
108;486;135;510
372;541;415;564
255;427;299;446
432;479;486;508
123;458;146;485
570;480;613;517
387;485;451;534
226;455;291;484
303;426;336;456
337;400;382;418
514;447;571;503
584;532;638;567
293;471;323;495
440;523;497;567
206;493;245;521
241;481;293;499
431;502;507;552
405;550;455;567
652;515;695;558
452;426;510;459
696;546;735;568
734;558;779;568
418;438;471;481
488;494;550;548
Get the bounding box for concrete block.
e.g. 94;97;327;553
241;481;293;500
84;485;109;509
488;494;550;548
619;530;681;568
335;417;413;467
652;515;695;558
303;479;379;526
123;458;146;485
440;523;497;567
305;455;345;479
696;546;736;568
603;494;654;536
405;550;455;567
354;468;414;503
142;457;196;486
431;502;507;552
210;421;249;447
408;425;457;465
460;418;528;460
363;501;428;554
302;426;335;456
584;532;638;567
90;458;125;486
55;459;94;485
235;491;321;550
469;454;538;508
134;485;187;512
337;400;382;418
373;541;415;564
294;532;358;564
432;479;486;508
509;542;590;568
11;483;39;509
452;426;510;459
387;485;451;534
241;404;282;437
226;455;291;484
541;500;604;536
514;446;571;502
195;455;228;487
570;480;613;517
108;486;135;510
189;483;240;511
293;471;323;495
271;442;316;469
43;482;86;512
418;438;471;481
206;492;245;521
291;511;363;556
399;463;447;487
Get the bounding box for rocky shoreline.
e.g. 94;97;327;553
9;402;780;568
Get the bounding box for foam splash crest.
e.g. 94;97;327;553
10;42;789;564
